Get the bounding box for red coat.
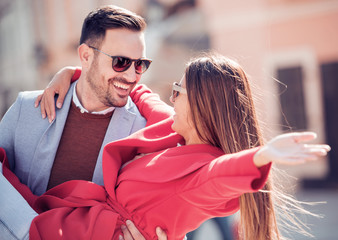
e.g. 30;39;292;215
1;85;270;240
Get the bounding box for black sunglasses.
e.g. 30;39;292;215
171;82;187;101
88;46;152;74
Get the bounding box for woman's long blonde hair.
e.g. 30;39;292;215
185;53;311;239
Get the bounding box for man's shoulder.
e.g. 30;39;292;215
125;96;143;116
125;96;147;128
17;90;44;103
8;90;48;121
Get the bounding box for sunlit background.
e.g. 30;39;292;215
0;0;337;239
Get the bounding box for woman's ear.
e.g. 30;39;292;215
78;44;93;69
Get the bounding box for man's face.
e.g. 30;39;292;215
86;28;146;108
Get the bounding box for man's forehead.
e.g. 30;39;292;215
101;29;146;57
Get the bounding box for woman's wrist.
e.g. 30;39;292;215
253;146;271;168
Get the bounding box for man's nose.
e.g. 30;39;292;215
122;63;138;82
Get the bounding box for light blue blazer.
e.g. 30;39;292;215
0;83;146;195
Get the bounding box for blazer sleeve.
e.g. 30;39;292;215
1;148;39;207
177;148;271;209
0;93;23;170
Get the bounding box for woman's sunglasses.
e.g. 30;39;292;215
88;46;152;74
171;82;187;101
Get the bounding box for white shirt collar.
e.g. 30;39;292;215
72;82;115;115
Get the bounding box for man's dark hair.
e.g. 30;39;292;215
80;5;147;47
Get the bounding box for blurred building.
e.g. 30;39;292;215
1;0;338;183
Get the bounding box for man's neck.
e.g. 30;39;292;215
75;78;112;113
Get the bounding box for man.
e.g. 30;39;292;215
0;5;170;240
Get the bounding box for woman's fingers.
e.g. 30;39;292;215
39;94;47;119
34;94;43;108
56;93;65;109
291;132;317;143
46;88;57;122
36;89;56;122
275;145;330;165
305;144;331;152
255;132;331;167
34;66;75;121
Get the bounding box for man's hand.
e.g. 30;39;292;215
120;220;167;240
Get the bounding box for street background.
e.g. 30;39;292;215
192;190;338;240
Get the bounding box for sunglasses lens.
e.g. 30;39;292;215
135;60;151;74
112;57;151;74
112;57;131;72
172;90;179;99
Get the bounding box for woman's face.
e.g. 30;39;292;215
171;76;203;145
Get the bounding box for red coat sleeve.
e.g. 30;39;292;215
129;84;174;126
71;67;81;82
177;148;271;212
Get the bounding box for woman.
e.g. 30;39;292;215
2;53;330;239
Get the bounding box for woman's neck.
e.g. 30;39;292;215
184;132;206;145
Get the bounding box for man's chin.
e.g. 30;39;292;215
109;97;129;108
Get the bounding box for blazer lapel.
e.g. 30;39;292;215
27;83;76;195
92;98;137;186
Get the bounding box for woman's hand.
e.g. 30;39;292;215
254;132;331;167
34;66;78;122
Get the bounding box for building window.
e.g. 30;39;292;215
277;66;307;131
321;61;338;179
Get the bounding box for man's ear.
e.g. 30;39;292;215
78;44;93;69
